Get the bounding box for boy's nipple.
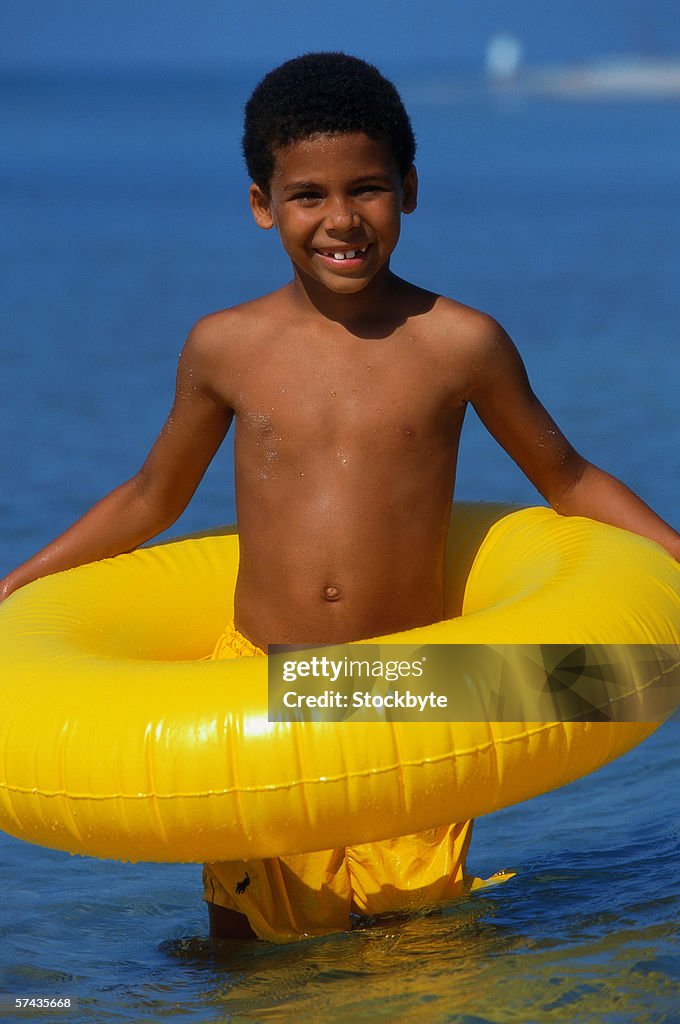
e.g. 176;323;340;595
322;584;342;602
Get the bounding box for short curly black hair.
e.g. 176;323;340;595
242;52;416;193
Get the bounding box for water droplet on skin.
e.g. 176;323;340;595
331;389;337;398
299;472;305;477
537;427;558;449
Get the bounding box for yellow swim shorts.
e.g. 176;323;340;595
203;624;513;942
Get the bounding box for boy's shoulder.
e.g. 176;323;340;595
404;289;519;400
413;290;510;357
187;289;288;348
182;285;511;377
181;289;295;375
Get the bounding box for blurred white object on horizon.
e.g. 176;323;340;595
486;33;524;83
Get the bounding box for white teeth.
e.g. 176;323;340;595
323;247;367;260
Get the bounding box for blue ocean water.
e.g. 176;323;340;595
1;72;679;1023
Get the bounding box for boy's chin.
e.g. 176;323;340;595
319;275;374;295
295;262;389;297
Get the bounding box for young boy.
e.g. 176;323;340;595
1;53;679;943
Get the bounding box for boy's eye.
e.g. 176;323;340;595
292;192;322;204
354;184;391;198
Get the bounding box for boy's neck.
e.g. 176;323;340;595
289;264;407;336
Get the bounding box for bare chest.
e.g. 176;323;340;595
232;352;464;458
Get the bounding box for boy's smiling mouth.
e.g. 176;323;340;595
315;245;371;262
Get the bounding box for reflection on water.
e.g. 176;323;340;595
161;868;680;1024
163;896;523;1023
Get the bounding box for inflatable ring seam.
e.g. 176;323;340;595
0;716;648;803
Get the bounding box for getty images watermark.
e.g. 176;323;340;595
267;643;680;723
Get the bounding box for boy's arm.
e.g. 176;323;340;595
0;319;234;602
465;316;680;562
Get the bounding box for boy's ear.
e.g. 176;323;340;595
401;165;418;215
249;184;275;230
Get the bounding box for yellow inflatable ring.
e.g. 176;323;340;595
1;502;679;863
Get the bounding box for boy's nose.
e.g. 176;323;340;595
326;200;360;232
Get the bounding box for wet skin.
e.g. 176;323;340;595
223;283;467;647
199;134;575;648
204;135;475;647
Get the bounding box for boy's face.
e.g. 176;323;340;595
249;132;417;296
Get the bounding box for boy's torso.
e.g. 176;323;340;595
207;285;483;648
